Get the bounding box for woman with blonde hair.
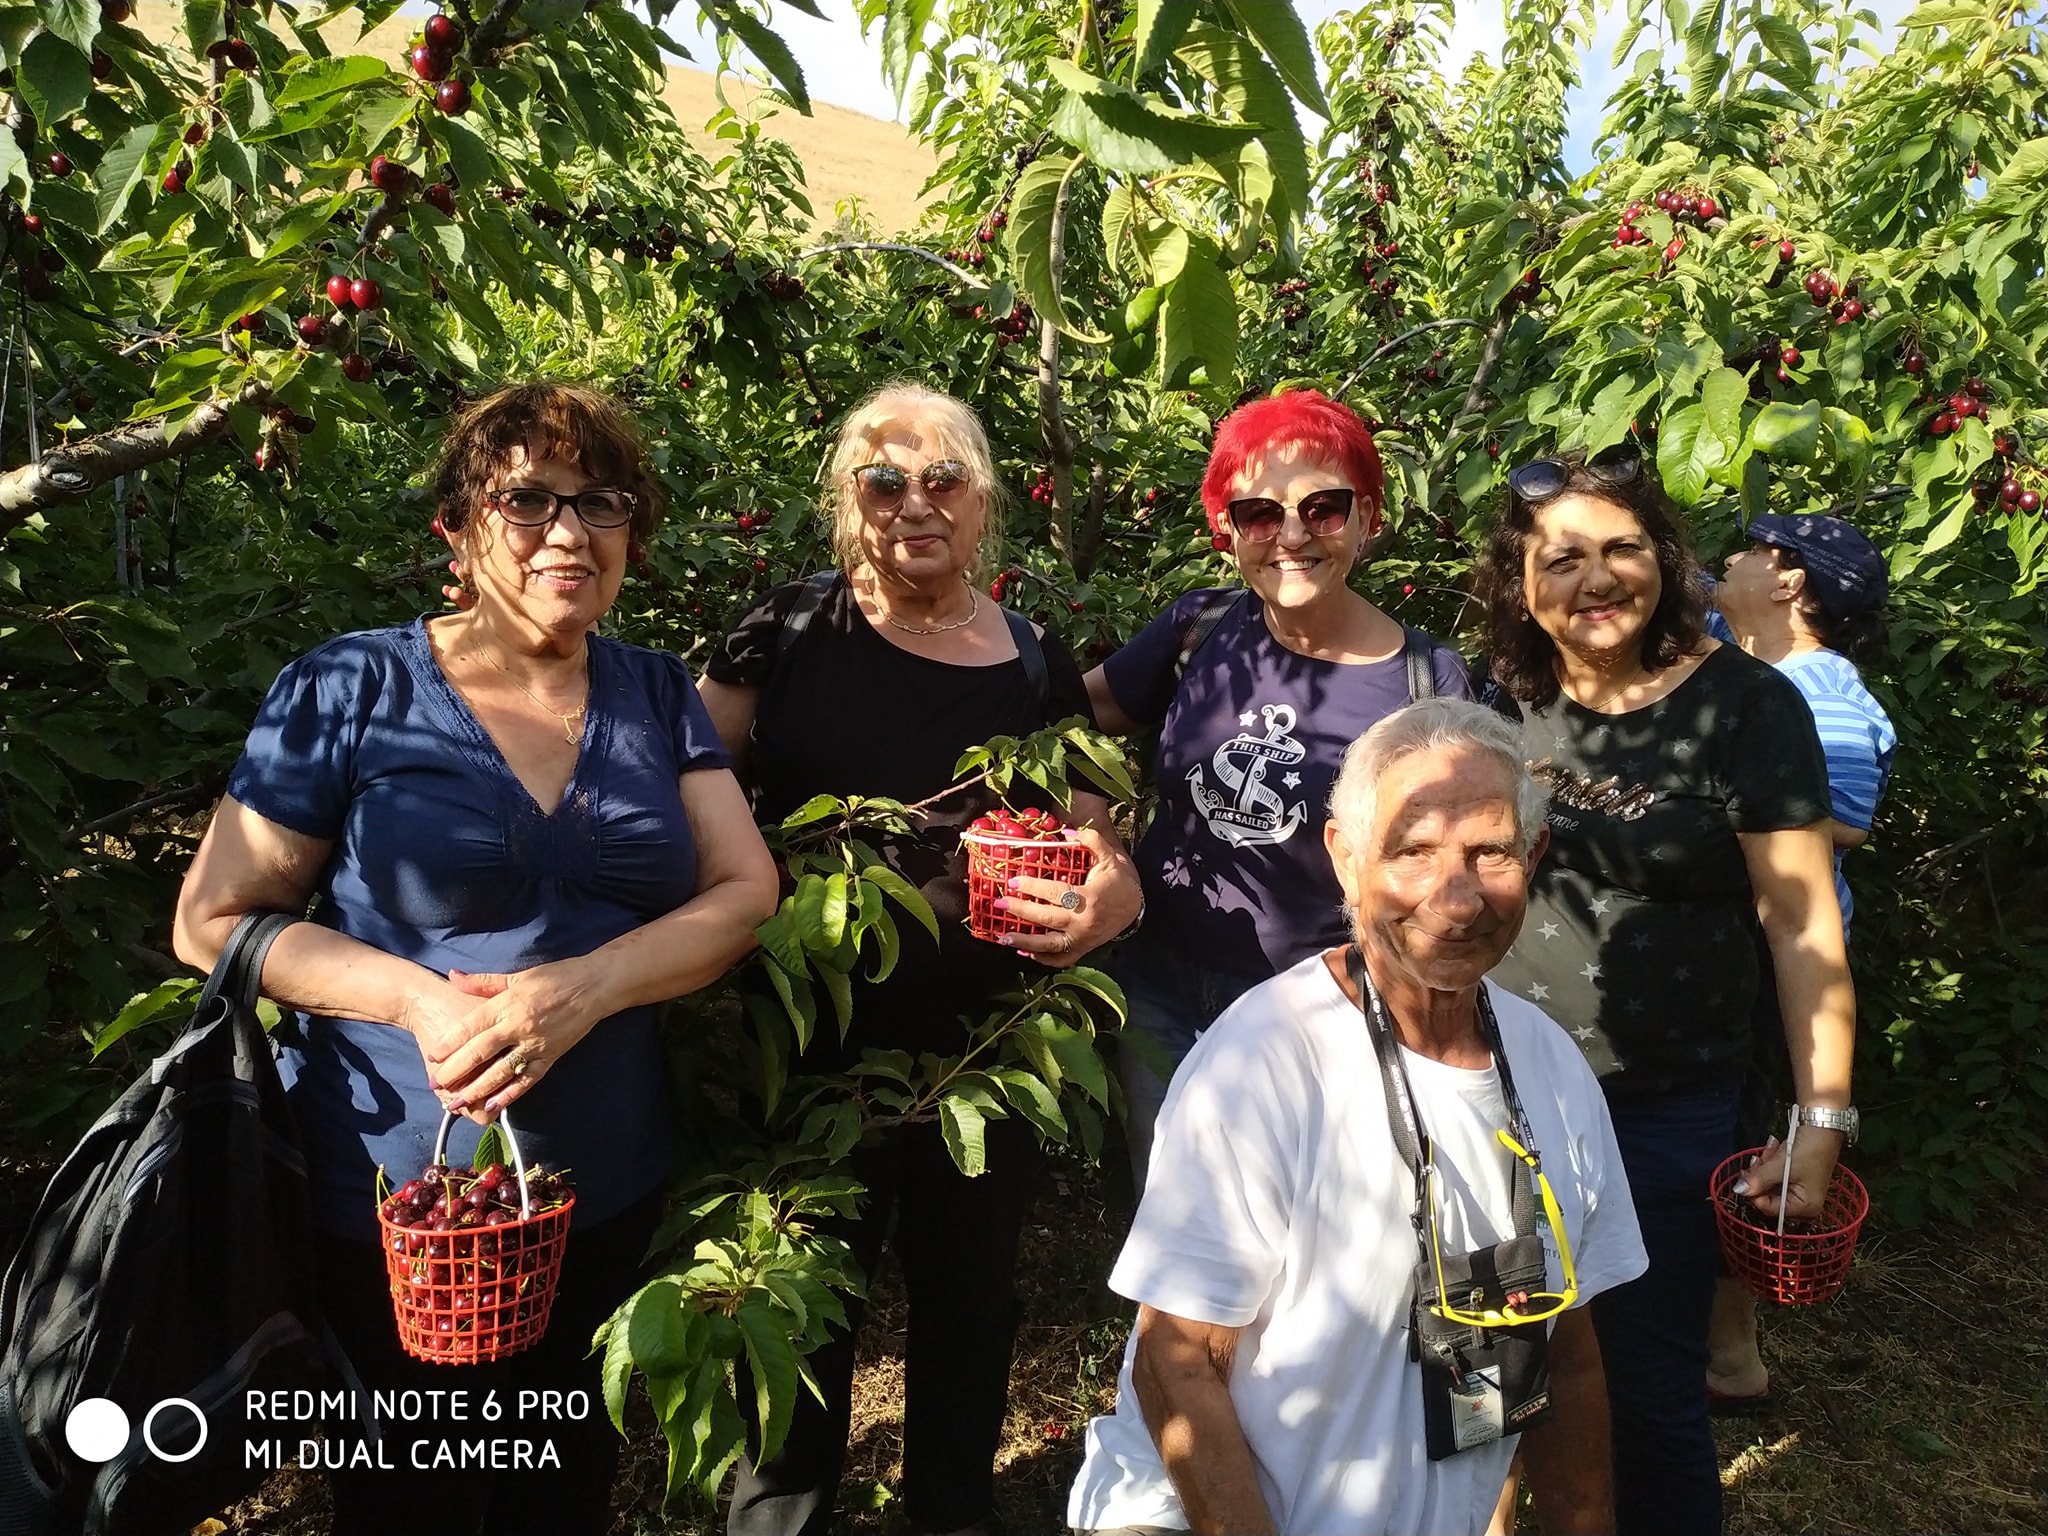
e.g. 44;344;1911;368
700;382;1143;1536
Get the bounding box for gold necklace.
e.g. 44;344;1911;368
875;585;980;635
1567;661;1645;714
473;643;586;744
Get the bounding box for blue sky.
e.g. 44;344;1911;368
692;0;1912;176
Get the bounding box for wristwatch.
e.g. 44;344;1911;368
1796;1104;1860;1145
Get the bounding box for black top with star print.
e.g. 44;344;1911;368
1489;643;1831;1095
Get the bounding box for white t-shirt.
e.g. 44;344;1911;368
1067;955;1648;1536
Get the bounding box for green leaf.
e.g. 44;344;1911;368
1051;965;1127;1022
820;962;853;1043
18;31;91;133
1132;0;1197;76
1218;0;1330;117
627;1279;695;1375
89;978;197;1058
792;872;848;954
272;53;387;106
880;0;937;103
94;123;164;233
938;1095;988;1176
736;1294;799;1465
860;863;939;942
600;1304;636;1435
183;0;225;56
1041;1018;1111;1107
1003;153;1109;343
1046;60;1260;177
1159;238;1237;389
992;1066;1068;1139
1753;12;1813;85
723;10;809;113
1175;27;1307;215
41;0;99;56
1751;399;1823;462
1656;403;1728;507
1917;490;1970;557
470;1122;506;1172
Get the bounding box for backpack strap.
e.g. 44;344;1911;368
195;911;300;1016
773;569;841;671
1002;606;1050;711
1173;587;1248;687
1402;626;1440;704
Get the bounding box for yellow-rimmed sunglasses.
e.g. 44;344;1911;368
1422;1127;1580;1327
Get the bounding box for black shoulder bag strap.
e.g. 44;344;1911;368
194;911;299;1016
772;569;841;671
1172;587;1248;687
1001;606;1050;711
1402;626;1440;705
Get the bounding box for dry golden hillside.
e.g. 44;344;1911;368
124;3;936;234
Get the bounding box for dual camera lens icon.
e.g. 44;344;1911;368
65;1397;209;1464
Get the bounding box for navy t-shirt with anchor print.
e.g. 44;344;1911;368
1104;588;1470;980
1488;642;1831;1097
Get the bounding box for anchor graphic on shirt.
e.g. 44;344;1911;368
1188;703;1308;846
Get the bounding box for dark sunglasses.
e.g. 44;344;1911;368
851;459;973;510
1506;444;1643;504
1226;487;1357;543
485;486;635;529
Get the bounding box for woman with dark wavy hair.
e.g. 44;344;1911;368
1474;446;1858;1536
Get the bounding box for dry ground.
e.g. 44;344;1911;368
6;1150;2042;1536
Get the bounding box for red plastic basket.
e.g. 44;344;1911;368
961;830;1095;941
1710;1147;1869;1305
378;1109;574;1364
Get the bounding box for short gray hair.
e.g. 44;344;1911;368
1328;697;1549;856
819;381;1008;580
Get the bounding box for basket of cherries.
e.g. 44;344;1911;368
377;1108;575;1364
960;805;1094;941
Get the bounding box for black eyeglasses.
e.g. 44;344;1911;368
850;459;974;511
1226;487;1356;543
1506;444;1643;504
485;486;635;529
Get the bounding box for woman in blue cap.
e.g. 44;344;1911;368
1706;512;1897;1410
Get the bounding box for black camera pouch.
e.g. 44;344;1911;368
1410;1232;1554;1459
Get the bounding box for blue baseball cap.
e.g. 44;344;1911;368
1743;512;1888;619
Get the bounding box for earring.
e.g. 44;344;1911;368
628;539;650;573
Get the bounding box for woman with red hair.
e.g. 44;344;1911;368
1085;389;1470;1184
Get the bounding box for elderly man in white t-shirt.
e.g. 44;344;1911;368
1068;698;1647;1536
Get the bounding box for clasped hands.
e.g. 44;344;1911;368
991;827;1144;969
403;959;602;1124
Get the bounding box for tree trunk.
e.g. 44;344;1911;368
0;398;251;530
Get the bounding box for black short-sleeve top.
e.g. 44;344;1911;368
1488;643;1832;1096
708;574;1094;1052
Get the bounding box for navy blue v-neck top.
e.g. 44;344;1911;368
226;617;731;1239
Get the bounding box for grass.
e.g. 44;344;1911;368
5;1150;2043;1535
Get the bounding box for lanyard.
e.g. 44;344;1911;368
1344;946;1539;1257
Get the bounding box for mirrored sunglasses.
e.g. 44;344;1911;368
1226;487;1357;543
851;459;974;510
1506;443;1643;505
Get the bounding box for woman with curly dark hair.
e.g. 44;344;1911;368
1474;446;1858;1536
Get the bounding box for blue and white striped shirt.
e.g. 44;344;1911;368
1772;649;1896;930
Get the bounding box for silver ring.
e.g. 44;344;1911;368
1058;888;1083;911
1058;931;1074;953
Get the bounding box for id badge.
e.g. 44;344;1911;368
1450;1364;1505;1450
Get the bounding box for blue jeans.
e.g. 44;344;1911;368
1116;937;1265;1192
1594;1081;1742;1536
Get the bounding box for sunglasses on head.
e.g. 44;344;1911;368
1226;487;1357;543
1506;443;1644;505
851;459;973;511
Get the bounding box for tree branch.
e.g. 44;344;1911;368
1336;317;1486;396
0;387;271;528
795;240;982;285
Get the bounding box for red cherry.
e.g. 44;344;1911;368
1903;349;1926;375
46;152;72;179
1929;412;1955;435
424;12;462;48
350;276;383;310
1778;239;1795;262
161;163;187;194
1776;365;1793;383
411;43;451;81
423;182;456;216
297;314;328;345
342;353;372;382
435;79;472;115
1781;345;1801;366
2021;491;2041;513
100;0;133;18
226;38;258;71
369;155;409;193
326;274;354;309
1964;377;1989;398
1840;299;1864;321
752;557;768;573
1663;237;1684;261
1696;195;1719;220
20;214;42;237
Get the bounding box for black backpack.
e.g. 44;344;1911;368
0;912;369;1536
